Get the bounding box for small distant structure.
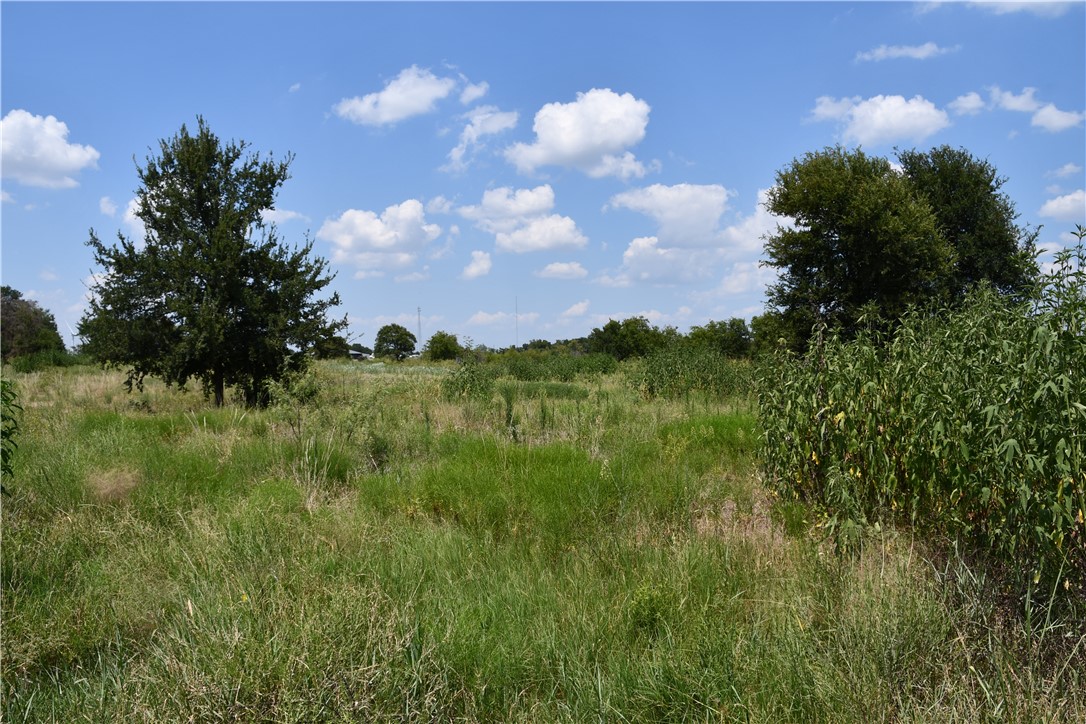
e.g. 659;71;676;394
348;349;372;361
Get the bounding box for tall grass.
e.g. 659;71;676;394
2;353;1083;720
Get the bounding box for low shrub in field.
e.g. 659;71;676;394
8;350;93;373
440;360;496;402
759;236;1086;594
501;351;616;382
629;346;753;400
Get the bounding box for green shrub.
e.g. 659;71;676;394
629;346;752;400
440;360;495;402
1;378;20;482
758;231;1086;593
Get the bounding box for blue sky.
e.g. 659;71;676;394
2;1;1084;350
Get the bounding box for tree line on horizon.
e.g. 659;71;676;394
1;116;1040;405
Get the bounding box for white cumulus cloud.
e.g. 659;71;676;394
443;105;519;173
99;196;117;217
0;109;100;188
811;94;950;146
561;300;590;318
537;262;588;279
318;199;442;277
334;66;457;126
949;92;986;116
496;215;587;253
0;190;13;204
1031;104;1085;132
1047;163;1083;178
990;86;1042;112
607;183;732;248
461;250;492;279
970;2;1075;18
504;88;652;180
855;42;957;62
260;208;310;224
460;80;489;105
1039;189;1086;221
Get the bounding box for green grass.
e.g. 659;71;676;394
2;362;1083;721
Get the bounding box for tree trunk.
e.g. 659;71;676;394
213;372;225;407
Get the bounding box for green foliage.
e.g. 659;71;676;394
898;145;1038;299
1;378;20;482
1;286;66;362
587;316;673;360
7;349;93;374
422;330;462;361
373;323;417;361
440;360;495;402
759;230;1086;592
630;346;753;400
78;117;345;406
498;350;616;382
764;145;955;352
687;317;752;358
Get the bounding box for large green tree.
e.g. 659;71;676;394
1;286;66;361
79;118;345;406
687;318;752;358
423;330;462;361
587;316;670;361
374;324;417;361
763;146;955;351
897;145;1038;298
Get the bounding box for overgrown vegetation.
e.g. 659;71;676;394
3;351;1082;720
759;231;1086;598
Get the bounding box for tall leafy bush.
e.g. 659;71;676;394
758;231;1086;593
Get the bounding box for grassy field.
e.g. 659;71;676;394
2;361;1083;722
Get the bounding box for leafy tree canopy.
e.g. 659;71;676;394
1;286;66;361
423;330;462;361
897;145;1037;298
687;318;752;358
763;146;954;351
374;324;417;361
78;118;345;406
587;316;672;361
762;145;1038;352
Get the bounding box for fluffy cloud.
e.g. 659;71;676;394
504;88;652;180
598;237;722;287
260;208;310;224
443;105;519;173
0;190;13;204
536;262;588;279
811;94;949;146
987;86;1084;132
318;199;442;277
459;185;556;233
334;66;456;126
561;300;590;318
949;92;985;116
990;86;1042;112
971;2;1074;17
467;310;539;326
1039;189;1086;221
123;198;145;241
460;80;489;105
719;189;785;255
1031;104;1085;133
716;261;778;295
495;215;587;253
0;109;100;188
607;183;732;247
1047;163;1083;178
99;196;117;216
461;250;492;279
459;185;588;253
855;42;957;62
